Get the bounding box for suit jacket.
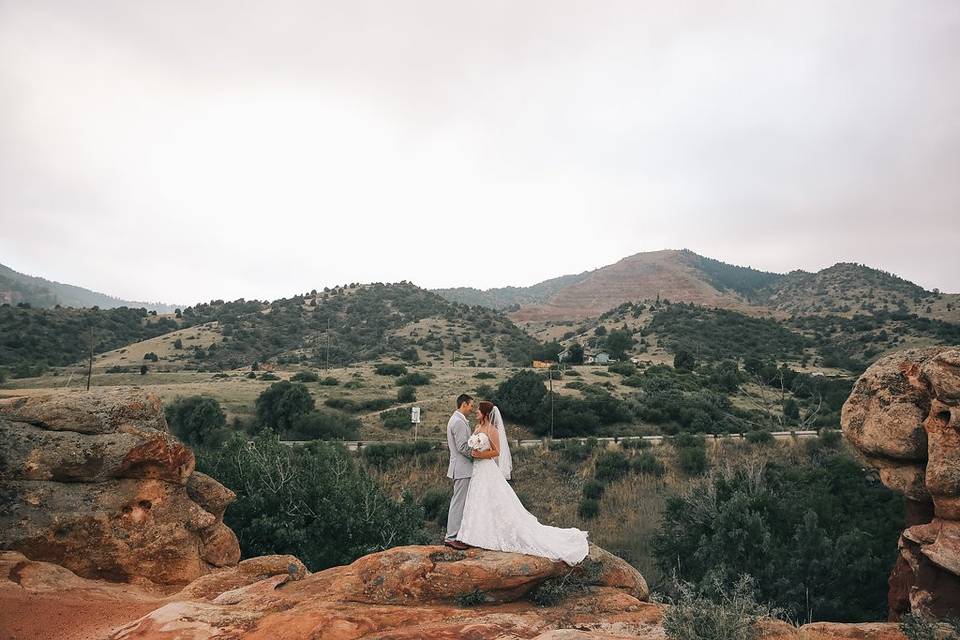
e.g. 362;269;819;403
446;410;474;479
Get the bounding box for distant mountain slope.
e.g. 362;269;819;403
506;249;773;321
758;262;931;315
437;249;955;324
0;262;181;312
433;270;593;310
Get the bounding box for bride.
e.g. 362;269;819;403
456;401;590;565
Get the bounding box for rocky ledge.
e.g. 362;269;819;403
0;543;908;640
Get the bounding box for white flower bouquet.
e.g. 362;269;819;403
468;432;490;451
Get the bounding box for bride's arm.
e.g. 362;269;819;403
471;426;500;459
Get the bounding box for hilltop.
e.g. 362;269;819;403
0;262;181;313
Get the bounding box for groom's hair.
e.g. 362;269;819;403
456;393;473;409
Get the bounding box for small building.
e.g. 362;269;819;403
594;352;611;365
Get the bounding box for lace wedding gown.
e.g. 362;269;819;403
456;429;589;565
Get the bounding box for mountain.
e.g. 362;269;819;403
432;249;956;323
0;262;181;313
502;249;779;322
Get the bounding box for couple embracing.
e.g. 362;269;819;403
443;394;589;565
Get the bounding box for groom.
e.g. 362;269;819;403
444;393;474;550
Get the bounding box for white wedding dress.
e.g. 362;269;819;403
456;428;589;565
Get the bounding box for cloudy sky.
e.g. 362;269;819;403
2;1;958;305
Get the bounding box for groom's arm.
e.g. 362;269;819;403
452;421;473;461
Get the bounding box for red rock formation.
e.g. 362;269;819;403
0;389;240;587
842;347;960;620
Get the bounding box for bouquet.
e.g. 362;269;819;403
467;432;490;451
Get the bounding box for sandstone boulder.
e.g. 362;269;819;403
842;347;960;619
0;390;240;586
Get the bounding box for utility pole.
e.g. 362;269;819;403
325;316;331;370
549;369;554;440
85;323;94;391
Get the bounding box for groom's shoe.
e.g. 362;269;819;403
443;538;469;550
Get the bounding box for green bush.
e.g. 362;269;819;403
255;381;315;432
381;407;416;429
671;432;707;449
143;352;159;362
662;575;781;640
318;376;339;386
420;488;452;522
620;438;651;450
260;372;280;381
557;438;598;463
745;430;774;445
396;372;432;386
899;612;960;640
494;370;548;425
455;589;487;607
195;435;425;571
374;363;408;376
582;479;605;500
282;409;360;440
291;371;320;383
473;371;496;379
632;452;665;476
397;385;417;403
607;362;637;376
677;446;708;475
595;450;630;483
652;455;905;622
165;396;227;446
577;498;600;519
529;560;603;606
361;441;439;469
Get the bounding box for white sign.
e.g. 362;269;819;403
411;407;421;424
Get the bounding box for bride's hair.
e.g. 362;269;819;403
478;401;494;424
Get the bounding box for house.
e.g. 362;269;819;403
592;352;611;365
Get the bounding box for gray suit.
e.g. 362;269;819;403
445;410;473;539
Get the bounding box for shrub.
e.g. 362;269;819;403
396;372;432;386
558;438;598;463
195;435;425;571
362;441;439;469
291;371;320;383
140;365;148;375
255;381;315;432
662;575;781;640
260;372;280;381
318;376;339;386
246;371;256;379
397;385;417;403
165;396;227;446
143;352;159;362
677;446;708;475
529;560;603;606
595;450;630;483
608;362;637;376
577;498;600;519
455;589;487;607
582;479;605;500
374;363;408;376
494;370;548;425
282;409;360;440
420;488;452;522
652;456;905;622
745;430;774;445
473;371;496;379
620;438;651;450
382;407;416;429
671;433;706;449
899;612;960;640
632;452;665;476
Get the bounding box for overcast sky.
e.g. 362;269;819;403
2;1;958;305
